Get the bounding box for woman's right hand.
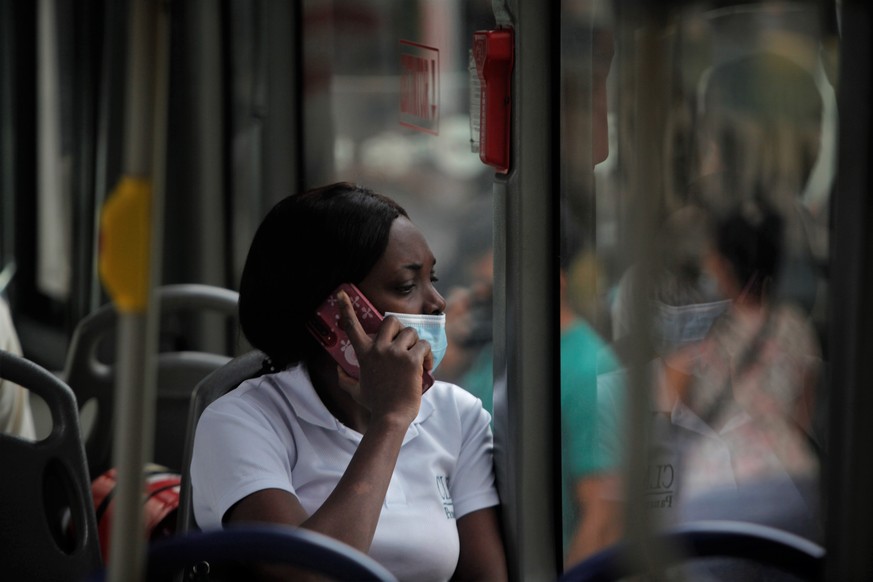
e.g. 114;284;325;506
336;290;427;426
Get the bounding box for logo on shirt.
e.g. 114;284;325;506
436;475;454;519
646;463;675;509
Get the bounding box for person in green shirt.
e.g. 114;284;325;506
558;242;619;565
452;240;619;564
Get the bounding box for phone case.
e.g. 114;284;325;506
307;283;382;380
307;283;435;391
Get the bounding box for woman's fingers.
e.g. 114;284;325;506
337;290;370;351
390;322;434;392
419;339;434;373
336;293;430;397
382;319;432;372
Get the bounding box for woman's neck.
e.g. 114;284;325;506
307;354;371;433
732;291;766;319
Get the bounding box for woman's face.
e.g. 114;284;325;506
703;246;741;301
356;217;447;316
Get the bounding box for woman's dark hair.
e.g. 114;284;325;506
239;182;408;369
714;200;784;301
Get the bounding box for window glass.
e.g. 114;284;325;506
300;0;498;400
560;0;837;569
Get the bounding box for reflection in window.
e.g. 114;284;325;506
302;0;495;296
560;1;837;572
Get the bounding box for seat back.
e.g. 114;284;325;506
559;520;825;582
176;350;268;533
86;523;398;582
64;284;240;477
0;349;103;581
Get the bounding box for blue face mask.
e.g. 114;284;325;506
384;312;448;374
652;299;731;356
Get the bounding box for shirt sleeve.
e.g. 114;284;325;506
449;394;500;519
596;369;628;472
190;392;297;529
562;336;618;478
563;372;602;478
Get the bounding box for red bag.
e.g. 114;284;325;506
91;463;180;562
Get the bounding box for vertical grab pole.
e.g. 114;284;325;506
100;0;169;580
490;0;559;578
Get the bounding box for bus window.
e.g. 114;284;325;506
560;0;837;573
294;1;498;398
295;1;495;297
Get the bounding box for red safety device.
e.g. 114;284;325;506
91;464;180;562
473;28;514;173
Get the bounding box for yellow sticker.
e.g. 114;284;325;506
99;176;152;312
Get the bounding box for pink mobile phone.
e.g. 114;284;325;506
307;283;435;391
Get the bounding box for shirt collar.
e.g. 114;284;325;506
277;365;436;439
671;399;751;436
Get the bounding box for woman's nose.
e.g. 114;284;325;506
428;288;447;315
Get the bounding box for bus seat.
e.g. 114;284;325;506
63;284;240;477
0;349;102;581
559;520;825;581
86;523;397;582
176;349;268;534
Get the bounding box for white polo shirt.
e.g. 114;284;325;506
191;365;499;582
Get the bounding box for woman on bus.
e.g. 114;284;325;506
578;204;731;563
190;182;507;581
582;201;822;573
679;199;822;531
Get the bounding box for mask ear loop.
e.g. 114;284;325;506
735;269;761;305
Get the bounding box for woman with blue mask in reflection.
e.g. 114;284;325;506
676;199;823;551
576;205;731;564
190;183;507;581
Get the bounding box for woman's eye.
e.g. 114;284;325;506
397;284;415;294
